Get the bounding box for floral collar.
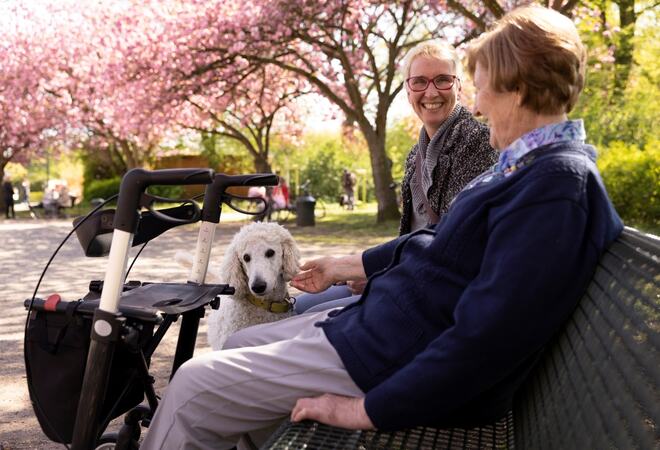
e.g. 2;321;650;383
496;119;586;176
460;119;587;192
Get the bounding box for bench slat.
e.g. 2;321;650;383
262;413;515;450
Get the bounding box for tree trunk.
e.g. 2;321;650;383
362;130;401;223
612;0;636;99
0;164;6;213
253;155;272;173
119;140;140;169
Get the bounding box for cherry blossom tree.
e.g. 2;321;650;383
178;64;311;173
47;0;180;170
153;0;463;222
6;0;194;175
0;3;66;209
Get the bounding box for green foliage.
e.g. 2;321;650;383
269;119;417;202
280;131;372;200
385;118;417;183
83;178;185;203
298;135;345;199
597;139;660;230
572;6;660;147
146;184;185;199
200;131;258;173
84;177;121;201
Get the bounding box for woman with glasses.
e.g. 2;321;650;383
294;41;497;314
398;40;497;234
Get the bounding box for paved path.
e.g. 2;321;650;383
0;218;362;449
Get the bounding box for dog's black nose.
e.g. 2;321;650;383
251;279;267;294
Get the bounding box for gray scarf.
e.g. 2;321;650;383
410;104;463;217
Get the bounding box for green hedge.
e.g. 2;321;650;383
145;184;185;200
84;177;121;202
597;140;659;230
83;177;185;203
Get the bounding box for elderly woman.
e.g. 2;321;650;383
294;40;496;314
141;7;622;449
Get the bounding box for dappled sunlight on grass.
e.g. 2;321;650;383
289;201;399;247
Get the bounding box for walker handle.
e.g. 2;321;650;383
114;168;214;233
202;173;278;223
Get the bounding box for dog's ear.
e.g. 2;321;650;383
281;233;301;281
219;238;249;297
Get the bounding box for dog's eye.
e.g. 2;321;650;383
265;249;275;258
243;254;251;263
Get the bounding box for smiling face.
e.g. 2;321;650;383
406;55;460;137
473;63;521;150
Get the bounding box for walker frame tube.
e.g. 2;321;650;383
71;168;214;450
71;169;277;449
171;173;279;377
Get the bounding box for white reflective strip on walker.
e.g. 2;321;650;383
99;229;133;313
190;220;216;284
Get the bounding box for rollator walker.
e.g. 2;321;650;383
24;168;278;449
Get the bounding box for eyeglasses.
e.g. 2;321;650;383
406;74;458;92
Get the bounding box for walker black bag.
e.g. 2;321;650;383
25;303;154;443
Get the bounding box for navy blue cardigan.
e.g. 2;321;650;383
319;142;623;430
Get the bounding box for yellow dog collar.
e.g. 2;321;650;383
245;293;294;314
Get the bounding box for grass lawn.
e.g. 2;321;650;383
290;202;399;247
219;200;400;247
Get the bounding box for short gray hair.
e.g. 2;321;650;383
400;40;463;81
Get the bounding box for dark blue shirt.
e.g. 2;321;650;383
319;142;623;430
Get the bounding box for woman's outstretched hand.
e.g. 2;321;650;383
291;394;375;430
291;257;336;293
291;254;367;294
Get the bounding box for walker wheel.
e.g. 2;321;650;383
95;432;118;449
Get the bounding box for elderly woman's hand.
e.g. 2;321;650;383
291;394;375;430
290;257;337;293
291;254;367;293
347;279;367;295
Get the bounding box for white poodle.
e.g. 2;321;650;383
205;222;300;350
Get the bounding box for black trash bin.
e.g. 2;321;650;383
296;195;316;227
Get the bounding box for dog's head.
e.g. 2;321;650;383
220;222;300;301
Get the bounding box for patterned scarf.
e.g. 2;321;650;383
462;119;588;192
410;104;463;216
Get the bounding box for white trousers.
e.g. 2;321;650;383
140;309;363;450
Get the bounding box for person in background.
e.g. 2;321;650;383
56;184;71;211
341;168;357;210
140;7;623;449
271;176;290;210
294;40;497;314
2;176;15;219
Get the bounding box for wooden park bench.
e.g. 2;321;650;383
262;227;659;449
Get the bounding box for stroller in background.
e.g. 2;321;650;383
24;168;278;449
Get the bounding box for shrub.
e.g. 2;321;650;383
597;140;660;229
300;148;343;200
145;184;185;200
83;177;121;202
83;177;186;203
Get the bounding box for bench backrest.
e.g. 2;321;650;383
513;228;660;449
